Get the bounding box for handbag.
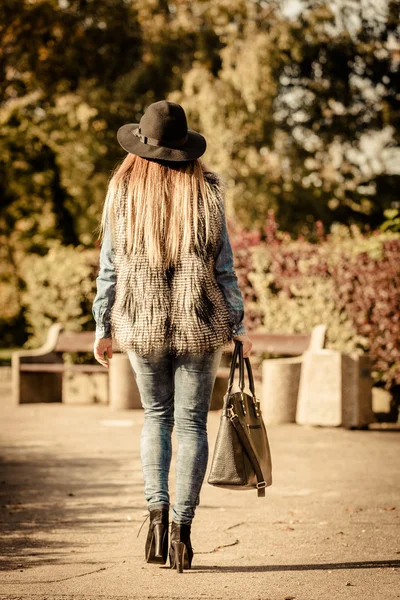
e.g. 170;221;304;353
208;340;272;497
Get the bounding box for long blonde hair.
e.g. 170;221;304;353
95;154;222;269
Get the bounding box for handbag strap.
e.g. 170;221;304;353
226;340;241;395
230;413;266;497
238;341;256;398
244;356;256;398
227;340;257;397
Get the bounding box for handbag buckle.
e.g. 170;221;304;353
227;405;238;419
253;399;261;418
256;480;267;489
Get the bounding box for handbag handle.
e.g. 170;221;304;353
226;340;256;398
237;341;256;398
226;339;241;395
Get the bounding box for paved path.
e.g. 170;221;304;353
0;401;399;600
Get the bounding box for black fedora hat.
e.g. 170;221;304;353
117;100;207;162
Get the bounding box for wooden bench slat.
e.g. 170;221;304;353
54;331;311;355
21;330;313;379
246;333;311;355
20;364;108;373
55;331;119;353
21;363;257;379
53;331;311;354
54;331;97;353
21;362;258;378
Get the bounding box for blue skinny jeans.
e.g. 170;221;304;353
127;345;223;525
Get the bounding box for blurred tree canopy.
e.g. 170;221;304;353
0;0;399;343
172;0;400;231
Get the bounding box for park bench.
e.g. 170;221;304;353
11;323;112;405
12;322;327;407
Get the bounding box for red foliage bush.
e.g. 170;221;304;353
227;215;264;329
331;239;400;390
229;210;400;390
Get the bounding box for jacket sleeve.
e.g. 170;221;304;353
92;214;116;339
214;203;247;337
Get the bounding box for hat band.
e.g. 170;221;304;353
132;127;189;149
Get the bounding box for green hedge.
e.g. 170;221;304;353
20;241;98;348
7;218;400;391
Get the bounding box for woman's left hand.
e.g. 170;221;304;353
94;337;113;368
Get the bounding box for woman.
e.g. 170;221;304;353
92;100;252;573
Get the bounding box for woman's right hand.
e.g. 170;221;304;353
232;334;252;358
94;337;113;368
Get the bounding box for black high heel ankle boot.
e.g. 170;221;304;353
145;508;169;564
169;521;193;573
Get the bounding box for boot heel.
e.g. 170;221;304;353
172;541;185;573
144;508;169;564
153;524;165;558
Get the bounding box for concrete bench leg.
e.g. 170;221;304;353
296;350;374;428
341;353;375;429
109;353;142;410
261;357;302;424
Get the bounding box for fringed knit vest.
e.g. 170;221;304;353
109;171;236;357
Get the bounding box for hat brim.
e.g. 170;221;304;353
117;123;207;161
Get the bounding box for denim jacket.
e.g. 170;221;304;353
92;212;247;340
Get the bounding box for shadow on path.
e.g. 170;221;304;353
189;559;400;573
0;449;143;571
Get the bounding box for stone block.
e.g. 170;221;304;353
109;353;142;410
261;358;302;424
296;349;374;428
